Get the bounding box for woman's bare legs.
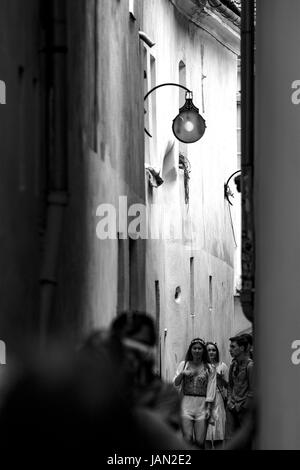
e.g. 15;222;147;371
194;419;208;449
181;417;194;444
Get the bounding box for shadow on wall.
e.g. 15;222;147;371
0;341;6;364
0;80;6;104
162;140;177;183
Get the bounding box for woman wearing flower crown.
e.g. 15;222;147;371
173;338;216;449
206;341;229;449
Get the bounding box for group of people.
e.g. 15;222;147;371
0;311;254;457
173;333;254;449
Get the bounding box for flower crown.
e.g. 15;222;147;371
191;338;206;347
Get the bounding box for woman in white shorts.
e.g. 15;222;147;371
173;338;216;449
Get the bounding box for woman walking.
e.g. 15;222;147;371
173;338;216;449
206;342;228;449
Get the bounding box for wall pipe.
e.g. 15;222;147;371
39;0;68;347
240;0;255;323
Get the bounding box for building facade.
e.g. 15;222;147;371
255;0;300;449
0;0;242;368
141;0;241;376
0;0;147;348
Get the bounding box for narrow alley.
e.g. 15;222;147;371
9;0;300;457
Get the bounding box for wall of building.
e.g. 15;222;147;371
0;0;240;365
142;0;239;378
255;0;300;449
0;0;148;348
0;0;43;350
52;0;147;340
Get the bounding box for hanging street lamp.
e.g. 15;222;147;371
144;83;206;143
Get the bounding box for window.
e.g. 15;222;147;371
117;234;129;313
201;44;206;114
190;257;195;315
144;47;150;160
144;49;157;163
179;61;187;158
209;275;213;312
175;286;181;303
237;58;241;168
155;280;161;376
87;0;98;152
129;237;138;310
150;55;157;154
129;0;136;20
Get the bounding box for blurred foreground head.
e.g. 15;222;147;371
110;311;157;382
110;311;156;346
0;338;190;457
0;341;142;459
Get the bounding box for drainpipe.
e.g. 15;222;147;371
39;0;68;347
240;0;255;324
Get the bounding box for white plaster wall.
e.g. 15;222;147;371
142;0;238;379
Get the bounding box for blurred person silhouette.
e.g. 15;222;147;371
173;338;216;449
206;341;228;449
0;341;131;460
0;338;191;463
224;399;256;450
225;335;254;448
108;311;183;435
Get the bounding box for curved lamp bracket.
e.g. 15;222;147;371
224;169;241;205
144;83;192;138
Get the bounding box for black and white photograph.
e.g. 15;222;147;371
0;0;298;460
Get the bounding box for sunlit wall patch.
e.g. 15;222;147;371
0;340;6;364
291;340;300;365
0;80;6;104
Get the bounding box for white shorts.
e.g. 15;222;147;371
181;395;207;421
